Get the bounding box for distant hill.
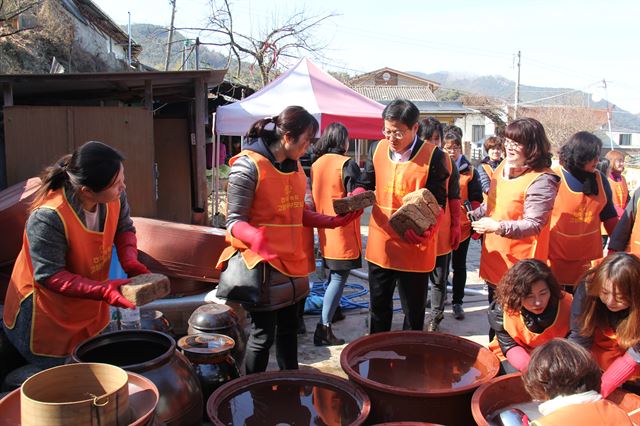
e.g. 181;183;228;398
411;70;640;132
127;24;262;87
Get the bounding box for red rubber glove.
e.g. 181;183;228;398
347;187;367;197
44;270;135;309
302;209;362;229
505;346;531;372
600;352;638;398
603;216;618;236
449;198;462;250
114;231;151;277
231;221;278;261
422;207;445;241
404;228;426;244
470;201;482;240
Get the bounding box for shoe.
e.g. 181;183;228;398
453;304;465;320
314;323;345;346
297;319;307;335
426;313;443;332
332;306;346;323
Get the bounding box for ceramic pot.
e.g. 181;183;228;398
71;330;203;426
178;334;240;421
340;331;500;426
140;310;174;338
187;303;247;368
207;370;370;425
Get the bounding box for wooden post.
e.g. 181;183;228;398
144;80;153;111
193;77;208;223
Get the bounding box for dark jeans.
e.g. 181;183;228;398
368;262;429;333
244;303;299;374
429;253;450;317
451;237;471;305
487;283;496;341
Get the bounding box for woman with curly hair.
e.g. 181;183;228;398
569;252;640;397
488;259;572;374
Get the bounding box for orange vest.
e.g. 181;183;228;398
436;155;453;256
365;139;438;273
602;175;628;235
479;163;555;285
3;189;118;357
593;327;640;380
459;167;474;241
532;399;633;426
549;167;605;285
216;150;309;277
310;154;361;262
489;293;572;361
481;163;494;203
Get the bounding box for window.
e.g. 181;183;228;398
472;125;485;143
619;134;632;146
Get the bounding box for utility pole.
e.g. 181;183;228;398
603;78;614;151
513;50;521;120
164;0;177;71
195;37;200;70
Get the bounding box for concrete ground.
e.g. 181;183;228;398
267;223;490;378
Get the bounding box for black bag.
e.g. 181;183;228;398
217;251;270;306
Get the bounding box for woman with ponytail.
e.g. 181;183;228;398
3;141;149;367
216;106;360;374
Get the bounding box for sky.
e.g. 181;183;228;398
94;0;640;113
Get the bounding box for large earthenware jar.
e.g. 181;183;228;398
71;330;203;426
340;331;500;426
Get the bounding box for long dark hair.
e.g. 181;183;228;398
246;105;319;147
579;252;640;349
559;131;602;174
31;141;125;210
312;122;349;161
504;117;552;170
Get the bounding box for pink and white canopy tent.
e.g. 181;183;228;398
214;58;385;139
211;58;385;218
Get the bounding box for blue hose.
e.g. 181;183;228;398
305;281;402;314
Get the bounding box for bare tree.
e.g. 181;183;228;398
519;105;608;149
460;94;507;128
177;0;336;87
0;0;40;38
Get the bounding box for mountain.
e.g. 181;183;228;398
412;70;640;131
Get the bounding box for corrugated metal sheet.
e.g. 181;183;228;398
350;85;438;102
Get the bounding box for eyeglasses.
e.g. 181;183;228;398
504;139;523;149
382;129;404;139
443;145;461;152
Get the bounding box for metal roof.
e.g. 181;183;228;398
350;85;438;102
377;100;473;114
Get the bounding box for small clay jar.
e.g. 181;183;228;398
178;333;240;421
187;304;247;367
140;309;175;338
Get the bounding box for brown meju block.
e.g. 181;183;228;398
389;188;440;239
120;273;171;306
332;190;376;215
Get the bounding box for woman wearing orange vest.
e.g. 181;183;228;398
442;132;483;321
309;123;362;346
522;338;632;426
351;99;449;333
549;132;618;287
418;118;462;332
3;141;148;367
605;150;629;216
569;253;640;397
609;185;640;255
488;259;571;374
478;135;504;196
216;106;359;374
471;118;560;321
